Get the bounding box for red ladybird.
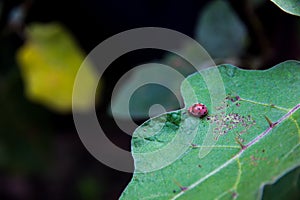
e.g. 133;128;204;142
188;103;208;118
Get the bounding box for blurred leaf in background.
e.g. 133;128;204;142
110;63;183;119
262;166;300;200
17;22;99;113
195;0;248;59
271;0;300;16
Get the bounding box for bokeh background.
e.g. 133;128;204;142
0;0;300;199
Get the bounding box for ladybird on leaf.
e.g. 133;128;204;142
188;103;208;118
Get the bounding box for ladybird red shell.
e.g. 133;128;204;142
188;103;208;118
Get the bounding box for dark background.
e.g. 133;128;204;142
0;0;300;199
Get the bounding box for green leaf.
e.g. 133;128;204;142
262;166;300;200
270;0;300;16
195;0;248;58
120;61;300;199
110;63;182;119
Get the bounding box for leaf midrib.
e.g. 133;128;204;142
171;103;300;199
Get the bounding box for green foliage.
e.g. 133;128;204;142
195;0;248;58
110;64;182;119
271;0;300;16
120;61;300;199
262;166;300;200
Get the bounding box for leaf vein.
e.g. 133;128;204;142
239;97;289;112
191;145;241;149
171;103;300;200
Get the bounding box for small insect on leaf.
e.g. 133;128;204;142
188;103;208;118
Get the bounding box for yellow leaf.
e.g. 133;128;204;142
17;22;99;113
